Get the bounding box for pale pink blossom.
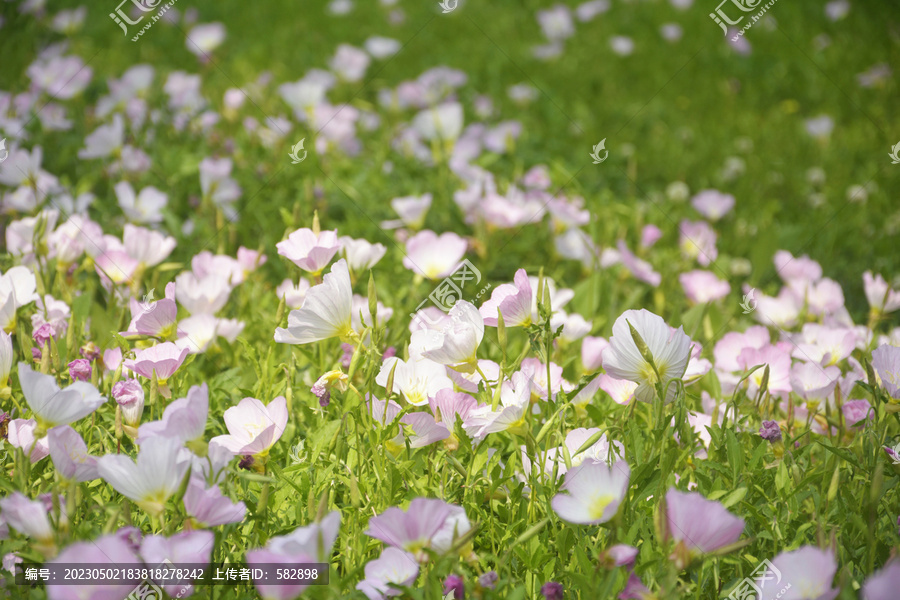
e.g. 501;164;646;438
665;488;744;566
403;230;468;280
277;228;341;274
210;396;288;456
124;342;189;383
691;189;735;221
551;460;630;524
680;270;730;303
480;268;532;327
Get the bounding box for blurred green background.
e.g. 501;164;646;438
1;0;898;322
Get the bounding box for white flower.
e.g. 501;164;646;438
96;436;189;516
602;309;692;403
78;115;124;159
412;102;463;141
340;236;387;272
115;181;168;224
123;224;177;267
420;301;484;370
18;362;106;429
551;460;630;525
186;23;226;56
275;259;354;344
376;356;453;406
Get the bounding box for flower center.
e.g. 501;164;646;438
588;494;615;520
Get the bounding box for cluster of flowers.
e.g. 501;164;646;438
1;1;900;599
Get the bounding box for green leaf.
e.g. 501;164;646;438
721;487;748;509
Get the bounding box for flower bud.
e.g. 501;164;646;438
68;359;92;382
112;379;145;427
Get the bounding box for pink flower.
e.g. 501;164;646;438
537;5;575;41
184;479;247;527
679;220;718;266
420;301;484;370
598;374;638;405
842;399;873;429
403;230;468;280
365;497;458;555
47;426;98;482
582;336;609;371
330;44;371;82
665;488;744;567
864;271;900;314
551;460;630;524
862;560;900;600
124;342;189;383
479;268;532;327
125;282;178;338
67;358;91;382
790;362;840;402
123;224;177;267
137;383;208;444
46;532;143;600
763;546;838;600
737;345;792;397
141;530;214;597
619;571;652;600
276;277;310;309
210;396;288;456
0;492;56;542
276;228;341;273
27;55;92;99
247;512;341;599
690;189;735;221
7;418;49;463
679;270;731;303
111;379;144;427
601;544;638;568
774;250;822;284
616;240;661;287
640;224;662;248
356;547;419;599
390;194;432;228
873;344;900;398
